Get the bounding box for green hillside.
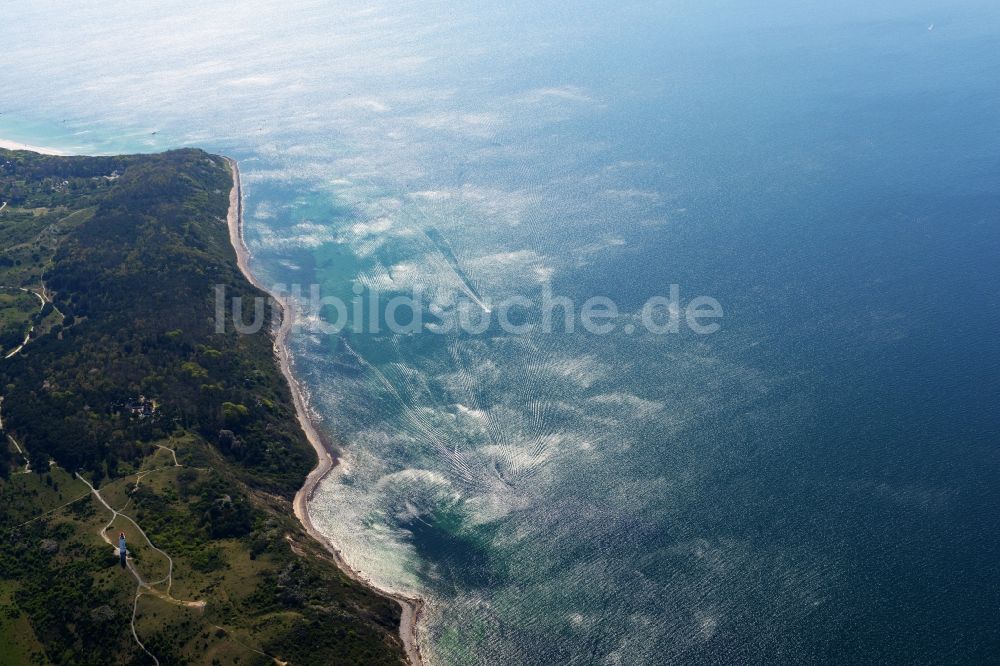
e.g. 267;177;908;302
0;148;406;665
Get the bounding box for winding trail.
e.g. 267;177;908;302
0;284;58;474
155;444;181;467
81;457;287;665
0;190;281;663
77;473;203;604
77;472;206;665
1;286;45;359
0;282;64;473
224;158;426;665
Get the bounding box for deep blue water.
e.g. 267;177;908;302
3;1;1000;662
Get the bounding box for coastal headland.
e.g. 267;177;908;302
0;144;409;664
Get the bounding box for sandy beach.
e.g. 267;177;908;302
223;157;426;666
0;139;68;155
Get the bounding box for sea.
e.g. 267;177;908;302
3;0;1000;662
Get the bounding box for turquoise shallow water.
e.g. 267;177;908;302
4;1;1000;662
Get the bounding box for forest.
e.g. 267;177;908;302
0;147;405;665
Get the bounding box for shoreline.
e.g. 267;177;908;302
223;157;426;666
0;139;68;155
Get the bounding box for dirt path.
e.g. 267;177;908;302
0;285;52;474
224;158;426;666
78;473;203;603
12;491;91;528
0;286;45;359
77;473;206;664
155;444;181;467
0;397;31;473
0;275;170;663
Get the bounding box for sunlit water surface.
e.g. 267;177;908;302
3;1;1000;662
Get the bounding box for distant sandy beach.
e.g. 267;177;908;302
0;139;68;155
223;157;426;666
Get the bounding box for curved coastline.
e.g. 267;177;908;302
223;157;426;666
0;139;67;155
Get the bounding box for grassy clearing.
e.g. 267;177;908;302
0;464;88;526
0;579;46;665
